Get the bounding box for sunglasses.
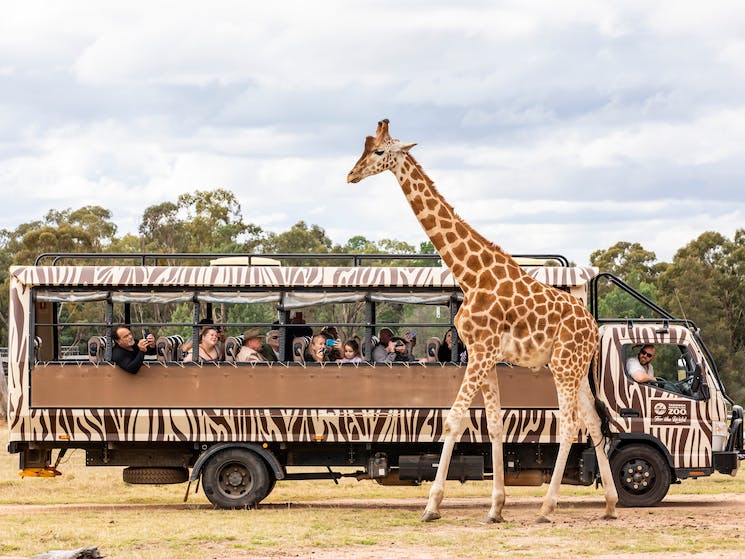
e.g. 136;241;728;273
640;350;655;358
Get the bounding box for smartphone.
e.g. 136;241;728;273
406;330;417;338
143;328;151;338
325;338;337;347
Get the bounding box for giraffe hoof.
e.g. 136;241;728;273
534;515;552;524
420;510;441;522
602;513;618;521
481;514;505;525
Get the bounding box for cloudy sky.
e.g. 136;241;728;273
2;1;745;265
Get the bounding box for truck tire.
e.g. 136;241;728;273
201;448;271;509
123;466;189;485
611;444;671;507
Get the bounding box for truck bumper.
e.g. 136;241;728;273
713;451;740;475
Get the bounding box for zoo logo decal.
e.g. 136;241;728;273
652;400;691;426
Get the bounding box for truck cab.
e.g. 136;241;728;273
597;320;742;506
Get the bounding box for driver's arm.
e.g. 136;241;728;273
631;368;656;383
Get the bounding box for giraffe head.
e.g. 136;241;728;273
347;119;417;183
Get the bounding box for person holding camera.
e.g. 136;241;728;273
373;328;416;363
111;324;156;374
304;334;332;363
390;336;416;362
372;328;395;362
320;326;342;361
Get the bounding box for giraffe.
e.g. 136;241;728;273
347;119;618;524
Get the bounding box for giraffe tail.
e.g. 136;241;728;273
594;398;613;441
591;341;613;441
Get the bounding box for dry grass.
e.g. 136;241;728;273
2;421;744;558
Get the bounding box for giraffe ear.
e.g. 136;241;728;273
400;142;417;152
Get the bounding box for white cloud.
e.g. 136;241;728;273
2;1;745;268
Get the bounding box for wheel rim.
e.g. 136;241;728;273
216;461;254;500
618;457;657;495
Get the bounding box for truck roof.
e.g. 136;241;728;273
11;264;599;291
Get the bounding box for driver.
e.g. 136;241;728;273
627;344;658;383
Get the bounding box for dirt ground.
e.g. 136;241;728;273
1;493;743;559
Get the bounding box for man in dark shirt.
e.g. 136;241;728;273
111;325;156;374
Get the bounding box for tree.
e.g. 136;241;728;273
0;206;119;345
139;201;185;253
0;229;13;349
590;241;659;283
139;189;265;254
178;189;262;253
343;235;379;253
0;360;6;420
590;241;664;319
7;206;118;265
263;221;333;254
595;272;660;319
657;231;745;403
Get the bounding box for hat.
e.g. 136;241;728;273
243;328;264;340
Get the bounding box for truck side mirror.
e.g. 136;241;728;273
691;363;710;399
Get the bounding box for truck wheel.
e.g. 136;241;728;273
123;466;189;484
611;444;671;507
201;448;271;509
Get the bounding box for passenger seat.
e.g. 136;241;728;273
292;336;311;362
155;335;184;362
424;337;441;363
87;336;108;363
224;336;245;362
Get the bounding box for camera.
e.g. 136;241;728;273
395;340;405;348
406;330;417;338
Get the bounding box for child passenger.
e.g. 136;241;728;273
341;339;362;363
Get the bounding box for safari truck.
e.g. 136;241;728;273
5;253;744;508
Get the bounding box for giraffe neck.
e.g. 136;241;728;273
393;153;516;290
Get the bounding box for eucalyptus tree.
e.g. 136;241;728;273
658;231;745;402
590;241;664;319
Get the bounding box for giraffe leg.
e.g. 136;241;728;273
481;370;505;524
537;384;578;523
578;380;618;520
420;412;463;522
421;361;487;522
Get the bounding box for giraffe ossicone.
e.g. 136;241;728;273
347;119;619;523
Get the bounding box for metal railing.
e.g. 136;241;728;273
34;252;570;267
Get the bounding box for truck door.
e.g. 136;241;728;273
597;324;727;472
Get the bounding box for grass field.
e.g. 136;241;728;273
1;421;744;558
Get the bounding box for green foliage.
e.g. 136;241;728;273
2;190;745;402
1;206;120;345
168;303;196;341
588;233;745;402
596;272;660;319
263;220;332;254
225;303;278;333
6;205;118;265
139;189;264;255
590;241;659;283
343;235;378;253
657;230;745;403
591;241;664;319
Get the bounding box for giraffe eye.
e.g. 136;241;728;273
374;150;384;156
